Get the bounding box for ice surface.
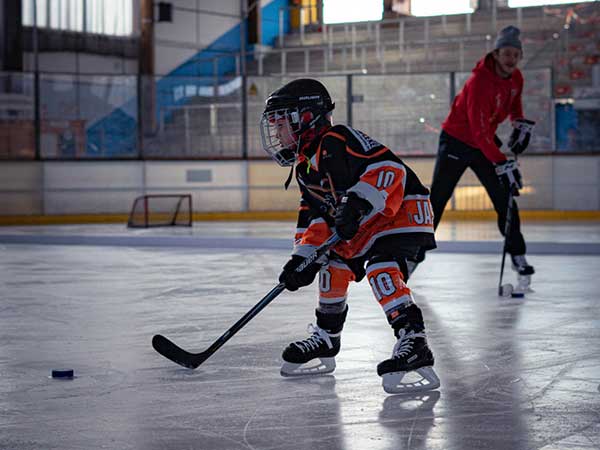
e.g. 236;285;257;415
0;222;599;450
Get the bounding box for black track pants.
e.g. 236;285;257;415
429;131;526;256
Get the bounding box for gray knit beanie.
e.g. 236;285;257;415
494;26;522;51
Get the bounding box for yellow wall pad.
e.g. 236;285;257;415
0;214;130;226
1;210;599;226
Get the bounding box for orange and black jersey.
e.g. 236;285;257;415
292;124;436;261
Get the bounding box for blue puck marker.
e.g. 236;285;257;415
51;369;74;379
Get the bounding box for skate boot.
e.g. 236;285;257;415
377;328;440;394
511;254;534;293
280;307;347;377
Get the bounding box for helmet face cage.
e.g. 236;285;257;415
260;106;302;167
260;79;335;167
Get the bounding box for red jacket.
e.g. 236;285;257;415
442;53;524;163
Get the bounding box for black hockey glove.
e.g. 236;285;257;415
279;255;321;292
334;192;373;241
508;118;535;155
495;159;522;195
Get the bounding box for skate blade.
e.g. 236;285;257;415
516;285;534;294
280;357;336;377
382;366;440;394
513;283;533;297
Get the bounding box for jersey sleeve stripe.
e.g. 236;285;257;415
292;244;318;258
324;131;347;142
348;181;386;213
403;194;430;201
344;145;389;159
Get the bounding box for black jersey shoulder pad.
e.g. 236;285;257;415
325;125;387;159
321;124;349;142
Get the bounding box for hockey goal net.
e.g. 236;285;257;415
127;194;192;228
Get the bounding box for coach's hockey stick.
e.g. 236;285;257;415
152;233;341;369
498;154;521;297
498;187;516;296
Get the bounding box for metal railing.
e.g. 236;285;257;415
1;69;576;161
2;3;599;160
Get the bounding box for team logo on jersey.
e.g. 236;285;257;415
349;128;381;152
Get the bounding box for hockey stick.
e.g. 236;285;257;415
498;154;520;297
498;188;515;295
152;233;341;369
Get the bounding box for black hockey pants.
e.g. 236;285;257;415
429;131;526;256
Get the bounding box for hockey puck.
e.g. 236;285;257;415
511;292;525;298
51;369;74;379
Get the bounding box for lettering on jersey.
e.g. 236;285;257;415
319;269;331;292
349;127;382;152
411;200;433;225
376;171;395;189
369;272;397;301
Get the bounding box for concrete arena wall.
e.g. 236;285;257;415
0;155;599;216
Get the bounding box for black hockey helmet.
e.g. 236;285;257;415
260;78;335;166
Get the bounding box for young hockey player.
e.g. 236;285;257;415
409;26;535;294
260;78;440;393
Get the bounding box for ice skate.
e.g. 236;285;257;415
280;324;340;376
377;328;440;394
281;306;347;377
511;254;534;293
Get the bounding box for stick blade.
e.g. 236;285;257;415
152;334;206;369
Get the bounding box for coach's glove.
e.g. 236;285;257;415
279;255;321;291
495;159;522;195
508;119;535;155
334;192;373;241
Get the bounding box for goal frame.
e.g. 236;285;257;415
127;194;193;228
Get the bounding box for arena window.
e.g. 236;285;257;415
22;0;133;37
